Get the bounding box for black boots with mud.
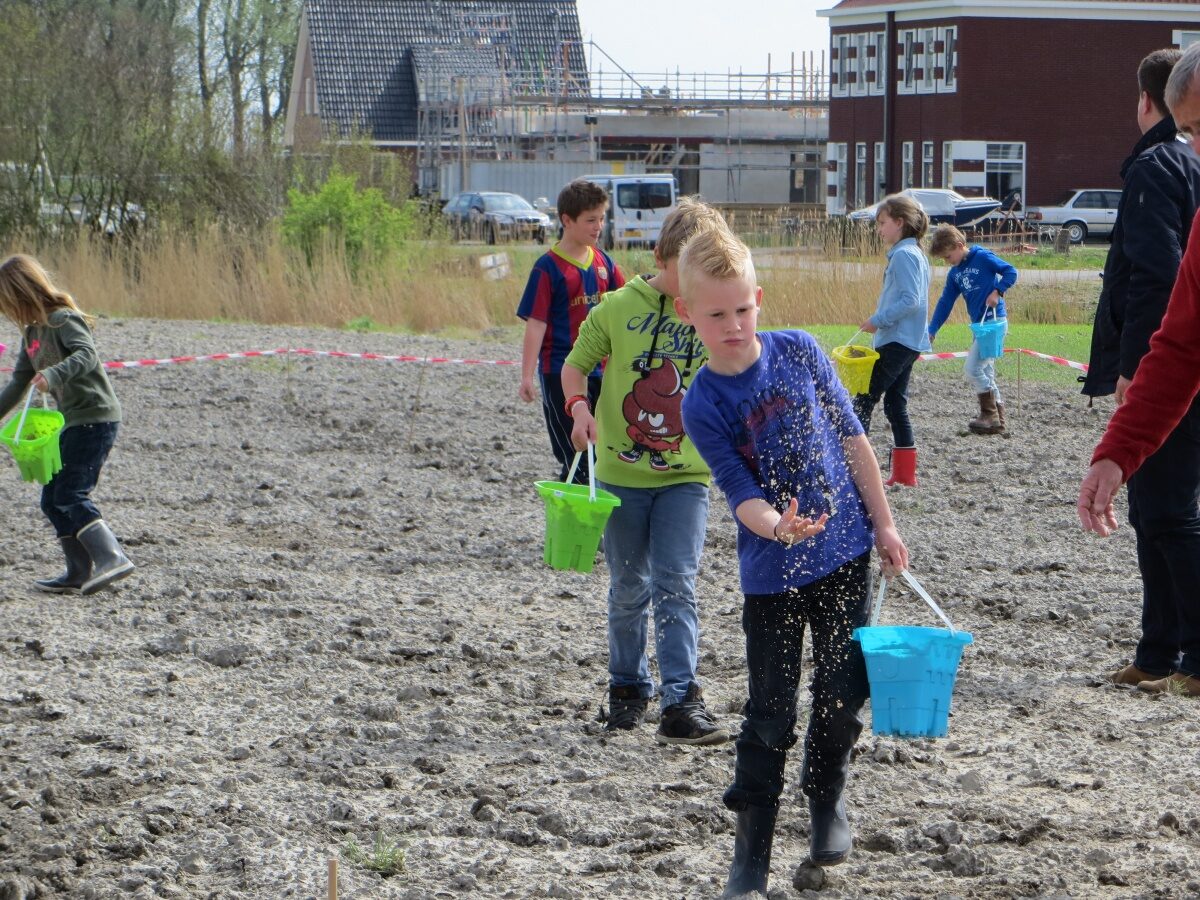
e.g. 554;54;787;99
809;795;853;865
721;804;778;898
34;536;92;594
76;519;135;596
655;682;729;745
604;685;649;732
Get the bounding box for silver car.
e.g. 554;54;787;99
1025;189;1122;244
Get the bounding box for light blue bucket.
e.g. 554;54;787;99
969;310;1006;361
854;571;973;739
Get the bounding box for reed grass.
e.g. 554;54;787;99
1;224;1095;335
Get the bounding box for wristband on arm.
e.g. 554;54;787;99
564;394;590;417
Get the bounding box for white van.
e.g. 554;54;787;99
581;173;678;250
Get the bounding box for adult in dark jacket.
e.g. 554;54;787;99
1081;47;1200;692
1083;49;1200;399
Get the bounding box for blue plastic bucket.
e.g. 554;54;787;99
853;625;974;738
969;316;1006;360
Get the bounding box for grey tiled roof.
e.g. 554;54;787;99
305;0;588;141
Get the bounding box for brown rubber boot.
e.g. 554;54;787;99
996;403;1007;433
968;392;1003;435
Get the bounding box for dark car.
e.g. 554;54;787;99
442;191;551;244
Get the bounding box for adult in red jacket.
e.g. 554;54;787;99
1078;43;1200;699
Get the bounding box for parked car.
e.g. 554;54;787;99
579;173;678;249
441;191;550;244
1025;189;1122;243
848;188;1001;228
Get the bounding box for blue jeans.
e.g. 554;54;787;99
724;552;871;810
964;334;1004;401
600;480;709;709
41;422;118;538
852;342;919;448
1127;400;1200;678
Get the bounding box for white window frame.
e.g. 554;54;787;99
902;141;914;189
922;141;935;188
898;29;917;95
920;27;937;93
855;142;868;209
874;142;886;202
984;141;1026;205
850;33;868;97
1173;29;1200;48
939;26;958;92
943;141;954;189
828;142;848;214
832;33;850;98
869;31;886;96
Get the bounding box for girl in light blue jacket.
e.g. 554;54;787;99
852;194;931;487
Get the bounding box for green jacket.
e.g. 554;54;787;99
565;275;710;488
0;309;121;427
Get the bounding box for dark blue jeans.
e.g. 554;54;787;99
41;422;118;538
724;552;872;811
538;371;602;485
1127;400;1200;678
852;342;920;448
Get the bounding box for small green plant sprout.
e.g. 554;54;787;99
1162;675;1191;698
345;315;378;333
343;832;405;876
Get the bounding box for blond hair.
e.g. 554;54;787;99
929;224;968;257
0;255;92;329
656;195;729;261
877;193;929;241
677;222;756;300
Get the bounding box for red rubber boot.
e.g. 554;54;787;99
885;447;918;487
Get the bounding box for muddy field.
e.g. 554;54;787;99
1;317;1198;900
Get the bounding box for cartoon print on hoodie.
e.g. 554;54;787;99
618;358;686;472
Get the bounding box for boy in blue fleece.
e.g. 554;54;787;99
675;224;909;895
928;224;1019;435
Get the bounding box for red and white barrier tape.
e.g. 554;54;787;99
919;347;1088;372
2;344;1088;373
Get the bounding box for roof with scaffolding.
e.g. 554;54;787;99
303;0;589;141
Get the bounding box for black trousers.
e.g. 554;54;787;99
41;422;118;538
538;371;602;485
723;553;872;811
852;342;920;448
1127;399;1200;678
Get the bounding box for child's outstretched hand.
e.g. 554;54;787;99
774;497;829;546
874;524;908;577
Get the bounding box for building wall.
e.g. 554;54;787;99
827;14;1196;212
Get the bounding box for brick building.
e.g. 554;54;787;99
818;0;1200;214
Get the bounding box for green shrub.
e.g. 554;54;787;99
282;169;415;274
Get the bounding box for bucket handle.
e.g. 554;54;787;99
978;306;998;324
11;386;37;444
844;328;870;348
563;441;598;502
869;570;959;635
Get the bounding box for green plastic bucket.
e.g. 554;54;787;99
535;480;621;573
1;406;65;485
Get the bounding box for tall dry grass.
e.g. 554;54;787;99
2;225;1088;336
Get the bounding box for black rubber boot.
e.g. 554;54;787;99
809;795;852;865
34;536;92;594
721;804;778;898
76;520;135;595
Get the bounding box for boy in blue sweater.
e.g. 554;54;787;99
928;224;1018;435
676;224;909;895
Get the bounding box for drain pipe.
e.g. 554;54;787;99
884;11;897;194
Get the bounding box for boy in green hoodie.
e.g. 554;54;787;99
561;197;729;746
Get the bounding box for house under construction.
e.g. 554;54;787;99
284;0;829;208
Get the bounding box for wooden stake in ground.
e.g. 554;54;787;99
328;857;338;900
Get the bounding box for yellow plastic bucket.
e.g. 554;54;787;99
831;343;879;396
